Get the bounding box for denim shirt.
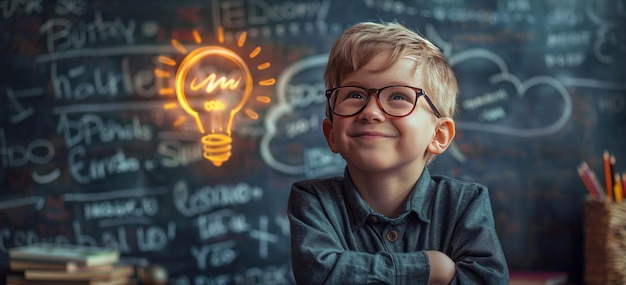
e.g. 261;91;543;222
288;167;509;284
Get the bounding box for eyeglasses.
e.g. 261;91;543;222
325;85;442;118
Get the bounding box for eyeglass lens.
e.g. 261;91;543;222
329;86;418;117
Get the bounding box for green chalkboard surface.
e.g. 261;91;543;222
1;0;625;283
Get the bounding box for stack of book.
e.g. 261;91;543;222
5;243;134;285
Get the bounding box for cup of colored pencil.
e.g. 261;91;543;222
577;150;625;202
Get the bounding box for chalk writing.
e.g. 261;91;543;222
5;87;44;123
0;228;71;252
261;54;328;175
51;57;160;101
462;89;508;111
0;0;43;19
449;49;573;137
40;11;137;52
249;215;278;259
83;197;159;220
303;147;345;178
273;214;290;236
363;0;418;15
287;82;325;108
0;130;55;167
1;220;175;254
190;212;286;271
219;0;331;28
73;221;176;253
284;114;320;139
191;240;238;269
173;181;264;217
216;0;344;41
63;186;168;202
431;6;534;24
479;106;506;122
37;45;177;63
546;31;591;48
561;78;626;91
196;209;250;240
544;52;586;68
598;93;626;114
505;0;531;12
0;196;44;211
546;9;582;26
57;114;153;148
588;0;626;64
158;140;204;168
68;147;140;184
0;129;61;184
135;223;176;252
54;0;86;16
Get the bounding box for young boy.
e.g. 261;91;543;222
287;21;509;284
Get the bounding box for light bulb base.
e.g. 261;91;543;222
201;134;232;167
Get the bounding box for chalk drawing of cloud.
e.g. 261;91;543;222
587;0;626;64
449;49;572;137
260;54;344;176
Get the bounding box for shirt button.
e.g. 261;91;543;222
386;230;399;242
368;216;378;224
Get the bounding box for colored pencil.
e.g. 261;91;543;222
578;165;599;200
614;173;623;203
622;173;626;201
582;162;606;201
604;151;612;200
610;154;617;185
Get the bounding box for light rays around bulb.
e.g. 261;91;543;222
155;27;276;131
153;27;278;166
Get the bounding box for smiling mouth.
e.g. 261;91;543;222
351;132;391;138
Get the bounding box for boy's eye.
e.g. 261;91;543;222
337;90;367;102
389;93;411;101
346;92;366;100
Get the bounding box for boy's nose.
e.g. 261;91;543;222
358;97;385;121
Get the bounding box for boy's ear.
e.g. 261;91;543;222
427;118;455;154
322;118;339;153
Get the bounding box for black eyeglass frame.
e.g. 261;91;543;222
324;85;442;118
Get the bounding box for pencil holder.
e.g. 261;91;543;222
584;199;626;285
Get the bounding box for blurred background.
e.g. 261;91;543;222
1;0;625;283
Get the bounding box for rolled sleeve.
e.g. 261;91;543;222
445;183;509;284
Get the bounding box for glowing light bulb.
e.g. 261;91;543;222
174;46;253;167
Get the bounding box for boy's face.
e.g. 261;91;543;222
323;53;454;173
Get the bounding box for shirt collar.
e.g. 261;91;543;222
343;167;433;230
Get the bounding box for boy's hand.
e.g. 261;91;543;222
426;250;456;285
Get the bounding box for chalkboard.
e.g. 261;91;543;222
1;0;625;284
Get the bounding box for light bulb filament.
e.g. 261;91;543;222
190;73;241;94
204;100;225;111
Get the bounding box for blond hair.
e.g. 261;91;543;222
324;21;459;118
